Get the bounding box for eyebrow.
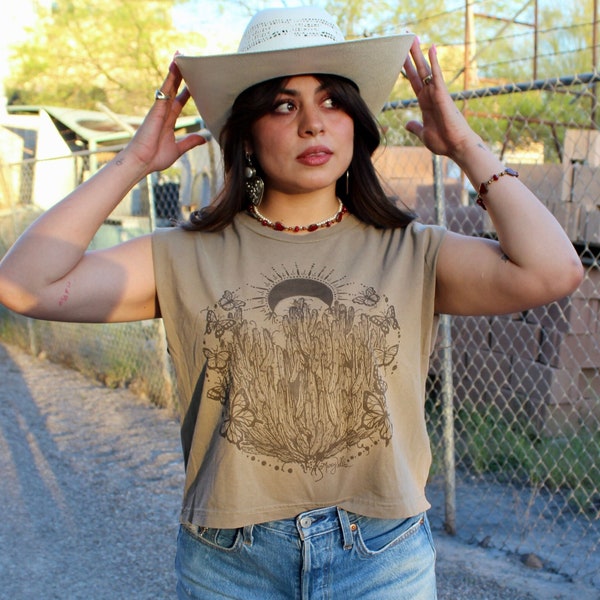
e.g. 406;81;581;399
277;82;328;96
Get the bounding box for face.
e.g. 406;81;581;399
249;75;354;197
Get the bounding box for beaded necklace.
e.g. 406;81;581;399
248;199;347;232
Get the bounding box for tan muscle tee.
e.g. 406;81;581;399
152;212;446;528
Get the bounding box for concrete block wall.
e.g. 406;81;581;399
430;270;600;436
375;143;599;436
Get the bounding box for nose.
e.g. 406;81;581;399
298;105;324;137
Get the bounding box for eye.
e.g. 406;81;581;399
322;96;338;109
273;99;296;114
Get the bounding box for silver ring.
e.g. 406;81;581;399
154;89;171;101
422;74;433;86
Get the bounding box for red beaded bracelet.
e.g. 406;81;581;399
475;167;519;210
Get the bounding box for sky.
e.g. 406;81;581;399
172;1;320;53
0;1;43;97
173;2;246;52
0;0;320;94
0;1;240;101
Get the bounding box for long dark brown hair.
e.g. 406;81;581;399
182;74;415;231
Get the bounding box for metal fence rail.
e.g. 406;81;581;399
1;72;598;589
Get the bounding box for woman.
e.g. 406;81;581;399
0;7;582;599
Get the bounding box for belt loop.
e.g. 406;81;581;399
242;524;254;546
337;507;354;550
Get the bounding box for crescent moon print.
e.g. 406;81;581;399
201;272;401;478
268;278;334;313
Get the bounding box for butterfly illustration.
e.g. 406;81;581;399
353;286;380;307
218;290;246;312
369;305;399;334
206;309;237;338
362;392;393;442
220;393;256;447
203;346;230;371
373;344;399;367
206;377;229;404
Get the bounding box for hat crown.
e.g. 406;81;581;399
237;7;345;54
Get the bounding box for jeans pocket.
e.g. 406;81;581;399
181;523;243;552
354;513;426;556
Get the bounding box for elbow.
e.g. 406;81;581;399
543;255;584;303
0;276;38;317
561;255;585;297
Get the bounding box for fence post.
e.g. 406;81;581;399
147;174;158;231
432;154;457;535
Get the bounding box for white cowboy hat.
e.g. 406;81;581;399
175;6;415;142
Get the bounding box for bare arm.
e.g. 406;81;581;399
403;41;584;316
0;60;206;323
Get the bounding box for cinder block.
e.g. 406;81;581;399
578;367;600;399
510;361;579;405
562;129;600;168
577;394;600;426
570;334;598;369
551;202;582;241
445;205;485;236
451;315;491;351
571;165;600;212
539;330;582;369
498;311;528;322
526;297;572;332
540;332;600;370
464;349;512;391
490;319;541;362
583;333;600;367
571;268;600;299
544;367;580;405
511;360;552;396
567;296;596;334
589;298;600;334
581;208;600;244
537;327;561;367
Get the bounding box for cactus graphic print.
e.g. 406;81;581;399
201;265;401;479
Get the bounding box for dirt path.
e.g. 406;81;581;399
0;341;596;599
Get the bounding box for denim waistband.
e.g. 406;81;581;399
255;506;357;549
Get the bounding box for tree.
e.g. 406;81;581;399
5;0;206;115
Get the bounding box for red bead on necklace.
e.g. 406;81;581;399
248;200;347;232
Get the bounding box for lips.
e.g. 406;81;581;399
296;146;333;166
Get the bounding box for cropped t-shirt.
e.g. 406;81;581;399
152;211;446;528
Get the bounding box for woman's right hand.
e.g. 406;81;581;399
0;58;208;324
122;58;207;175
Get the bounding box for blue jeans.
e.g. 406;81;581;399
175;506;437;599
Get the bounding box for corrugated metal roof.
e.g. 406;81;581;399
5;105;203;144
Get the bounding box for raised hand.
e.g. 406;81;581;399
403;39;480;163
123;58;207;175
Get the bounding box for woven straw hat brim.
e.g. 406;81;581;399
176;33;415;143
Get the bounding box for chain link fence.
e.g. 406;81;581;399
0;72;598;589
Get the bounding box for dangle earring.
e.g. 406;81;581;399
244;152;264;207
345;170;350;196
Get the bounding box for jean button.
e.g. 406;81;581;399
299;516;313;528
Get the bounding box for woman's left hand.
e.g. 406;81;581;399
403;39;584;317
403;39;479;163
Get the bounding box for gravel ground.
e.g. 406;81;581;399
0;340;597;600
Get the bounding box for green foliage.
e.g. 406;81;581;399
448;402;600;514
425;375;599;514
4;0;599;151
5;0;206;115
